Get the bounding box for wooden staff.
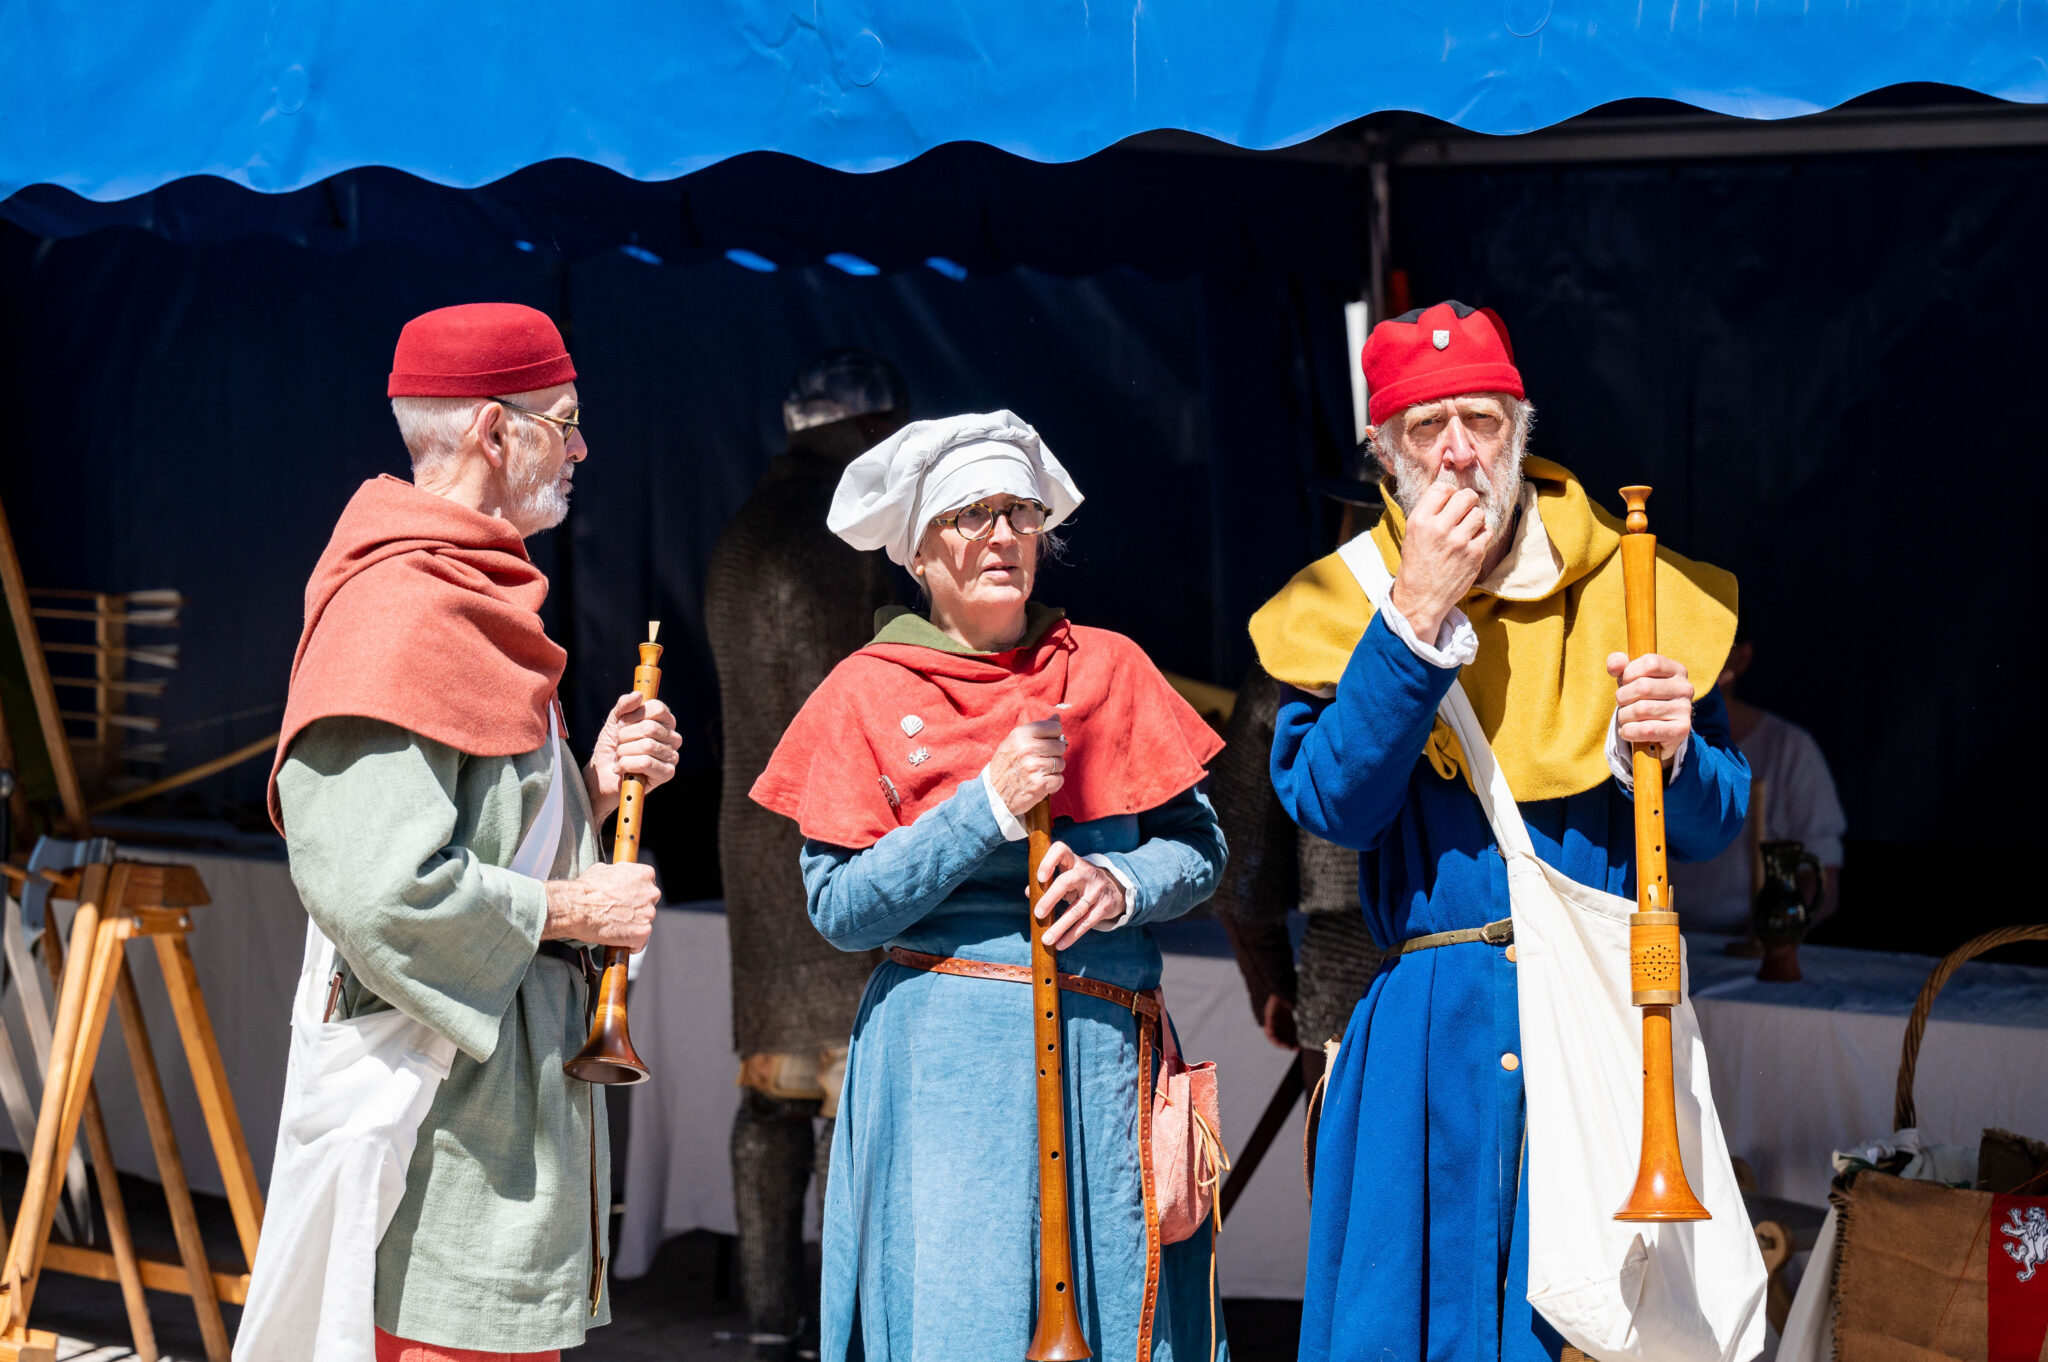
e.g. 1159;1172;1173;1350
1025;799;1090;1360
1613;488;1709;1223
564;624;659;1086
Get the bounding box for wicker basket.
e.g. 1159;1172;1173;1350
1832;925;2048;1362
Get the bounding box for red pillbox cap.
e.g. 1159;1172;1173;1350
387;302;576;398
1364;300;1523;427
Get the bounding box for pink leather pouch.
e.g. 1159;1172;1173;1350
1151;993;1229;1245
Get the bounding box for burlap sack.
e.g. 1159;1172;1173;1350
1833;1169;2003;1362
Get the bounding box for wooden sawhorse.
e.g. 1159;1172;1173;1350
0;857;264;1362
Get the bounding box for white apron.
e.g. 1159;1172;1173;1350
1339;537;1766;1362
235;712;568;1362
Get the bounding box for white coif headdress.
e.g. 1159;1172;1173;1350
827;410;1084;566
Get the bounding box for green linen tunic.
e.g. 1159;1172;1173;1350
276;715;611;1352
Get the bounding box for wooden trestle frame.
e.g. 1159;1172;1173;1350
0;858;261;1362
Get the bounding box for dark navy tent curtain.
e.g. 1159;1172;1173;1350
0;144;1375;283
8;135;2047;947
0;168;1358;891
5;1;2048;926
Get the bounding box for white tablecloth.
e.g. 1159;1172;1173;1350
616;905;1312;1297
0;849;300;1198
1687;937;2048;1207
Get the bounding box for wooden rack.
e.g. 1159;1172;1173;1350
29;589;183;798
0;855;261;1362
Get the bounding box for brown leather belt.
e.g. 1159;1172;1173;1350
885;946;1162;1020
884;946;1166;1362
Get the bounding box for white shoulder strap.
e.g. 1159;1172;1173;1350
1332;534;1538;861
508;706;567;881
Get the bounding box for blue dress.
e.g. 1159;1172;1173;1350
803;778;1231;1362
1271;613;1748;1362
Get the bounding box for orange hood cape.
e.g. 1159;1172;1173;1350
751;615;1222;849
267;475;566;833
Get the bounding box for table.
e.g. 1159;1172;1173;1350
616;906;1313;1297
619;920;2048;1299
1688;938;2048;1207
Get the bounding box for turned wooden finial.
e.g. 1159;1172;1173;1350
1620;485;1652;535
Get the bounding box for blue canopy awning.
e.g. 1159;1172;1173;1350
3;1;2044;203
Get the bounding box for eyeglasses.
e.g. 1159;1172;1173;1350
930;499;1050;540
496;398;581;441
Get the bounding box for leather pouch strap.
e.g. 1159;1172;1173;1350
1396;917;1514;955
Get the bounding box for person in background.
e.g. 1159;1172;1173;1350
1670;620;1846;942
704;348;909;1358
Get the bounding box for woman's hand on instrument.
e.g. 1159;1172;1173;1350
543;862;659;951
1389;480;1491;643
986;717;1066;817
1606;651;1696;764
585;692;682;822
1032;841;1127;950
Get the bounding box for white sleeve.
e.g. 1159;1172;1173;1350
1606;708;1689;790
1083;853;1139;931
1379;601;1479;670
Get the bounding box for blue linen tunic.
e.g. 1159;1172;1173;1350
802;779;1230;1362
1272;612;1748;1362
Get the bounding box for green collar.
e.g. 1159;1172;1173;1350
871;601;1065;655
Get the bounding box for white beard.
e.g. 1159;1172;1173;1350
1386;444;1523;547
505;427;570;534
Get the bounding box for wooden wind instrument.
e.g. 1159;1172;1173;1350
1025;799;1091;1361
564;623;659;1086
1613;488;1710;1223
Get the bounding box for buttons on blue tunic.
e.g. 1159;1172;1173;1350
1501;1052;1520;1071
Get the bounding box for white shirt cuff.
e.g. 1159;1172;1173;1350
1606;709;1690;790
982;769;1028;842
1083;853;1139;931
1381;601;1479;670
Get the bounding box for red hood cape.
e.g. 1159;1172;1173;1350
266;475;567;833
751;618;1223;848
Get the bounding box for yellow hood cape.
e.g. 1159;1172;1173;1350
1248;457;1738;802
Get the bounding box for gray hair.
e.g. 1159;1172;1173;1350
391;389;554;473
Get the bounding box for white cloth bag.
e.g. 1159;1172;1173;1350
1339;538;1766;1362
235;712;567;1362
